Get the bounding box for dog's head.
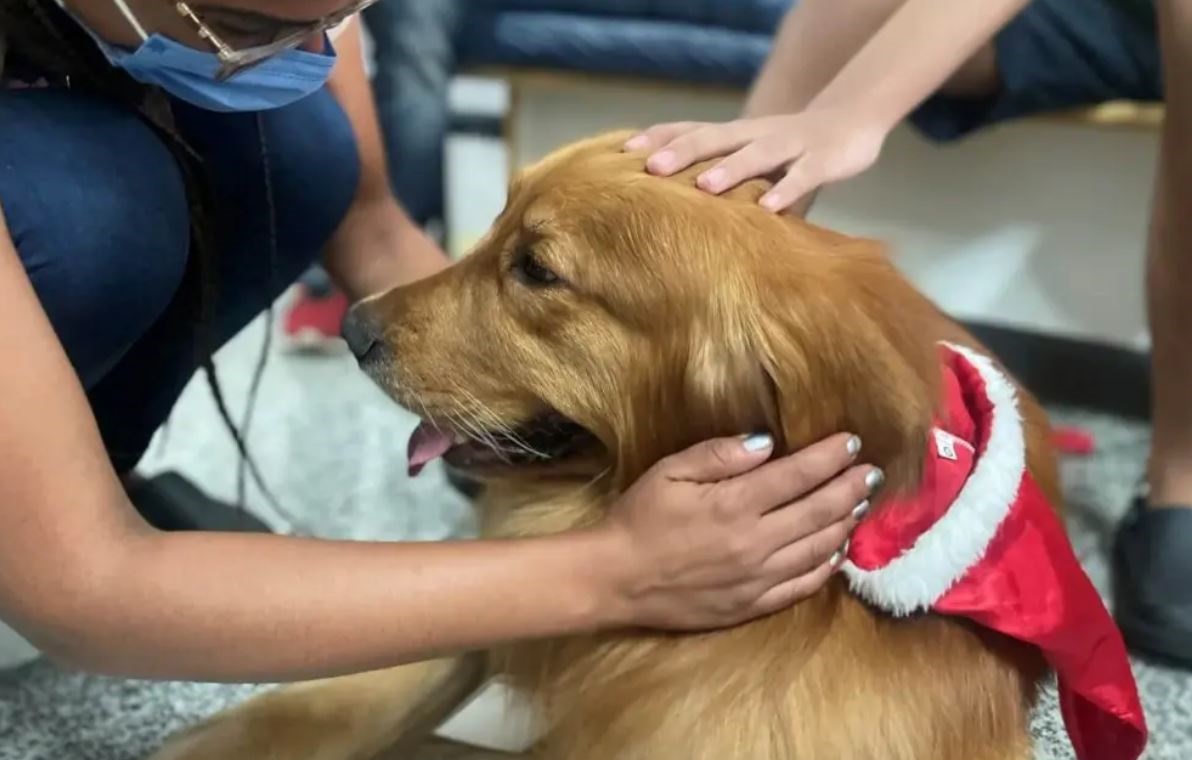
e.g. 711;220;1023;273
348;132;941;493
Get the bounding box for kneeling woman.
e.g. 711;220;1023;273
0;0;872;683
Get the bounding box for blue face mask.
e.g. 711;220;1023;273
59;0;337;113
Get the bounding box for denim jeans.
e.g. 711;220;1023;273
363;0;462;228
0;85;361;472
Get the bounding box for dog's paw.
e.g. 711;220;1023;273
145;660;477;760
146;691;361;760
148;715;264;760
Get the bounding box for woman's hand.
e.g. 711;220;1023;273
596;432;882;631
624;109;890;213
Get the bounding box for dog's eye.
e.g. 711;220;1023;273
511;249;561;287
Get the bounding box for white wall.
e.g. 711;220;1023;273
493;77;1156;351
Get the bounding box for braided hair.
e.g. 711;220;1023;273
0;0;293;527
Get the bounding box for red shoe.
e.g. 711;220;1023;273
1051;425;1096;456
282;284;349;352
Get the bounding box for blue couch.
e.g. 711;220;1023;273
363;0;789;231
457;0;791;87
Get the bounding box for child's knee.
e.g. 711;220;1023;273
940;43;1002;98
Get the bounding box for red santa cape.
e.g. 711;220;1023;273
840;342;1147;760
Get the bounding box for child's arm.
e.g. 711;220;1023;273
743;1;901;121
806;0;1025;118
626;0;1030;213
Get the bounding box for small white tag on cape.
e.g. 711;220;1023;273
934;428;975;462
433;678;545;753
933;429;959;461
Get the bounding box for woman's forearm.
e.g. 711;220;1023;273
326;197;450;300
48;526;622;683
808;0;1029;127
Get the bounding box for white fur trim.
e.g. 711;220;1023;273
839;342;1026;616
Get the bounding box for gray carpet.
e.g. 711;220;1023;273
1;317;1190;759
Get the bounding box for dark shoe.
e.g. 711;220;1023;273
1112;496;1192;668
126;471;274;533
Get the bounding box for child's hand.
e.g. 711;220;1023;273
624;109;890;213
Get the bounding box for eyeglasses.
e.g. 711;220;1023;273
174;0;379;80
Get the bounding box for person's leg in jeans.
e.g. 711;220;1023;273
363;0;462;230
0;84;360;529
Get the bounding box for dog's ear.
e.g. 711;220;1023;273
680;319;783;445
605;315;785;491
684;236;942;493
606;165;939;492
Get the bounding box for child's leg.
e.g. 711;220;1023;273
1114;0;1192;669
1145;0;1192;513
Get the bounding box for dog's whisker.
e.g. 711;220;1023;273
444;380;550;462
454;387;510;437
451;407;517;464
458;391;551;460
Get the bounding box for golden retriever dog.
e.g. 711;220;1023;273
151;130;1083;760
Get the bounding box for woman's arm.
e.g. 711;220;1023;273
321;18;448;300
0;207;874;683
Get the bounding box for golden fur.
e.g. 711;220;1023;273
150;131;1062;760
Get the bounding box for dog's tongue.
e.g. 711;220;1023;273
407;422;454;477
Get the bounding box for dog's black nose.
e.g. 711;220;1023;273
340;307;385;361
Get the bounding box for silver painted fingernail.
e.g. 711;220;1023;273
830;538;851;568
743;433;774;452
865;468;885;493
852;499;871;521
846;435;862;457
